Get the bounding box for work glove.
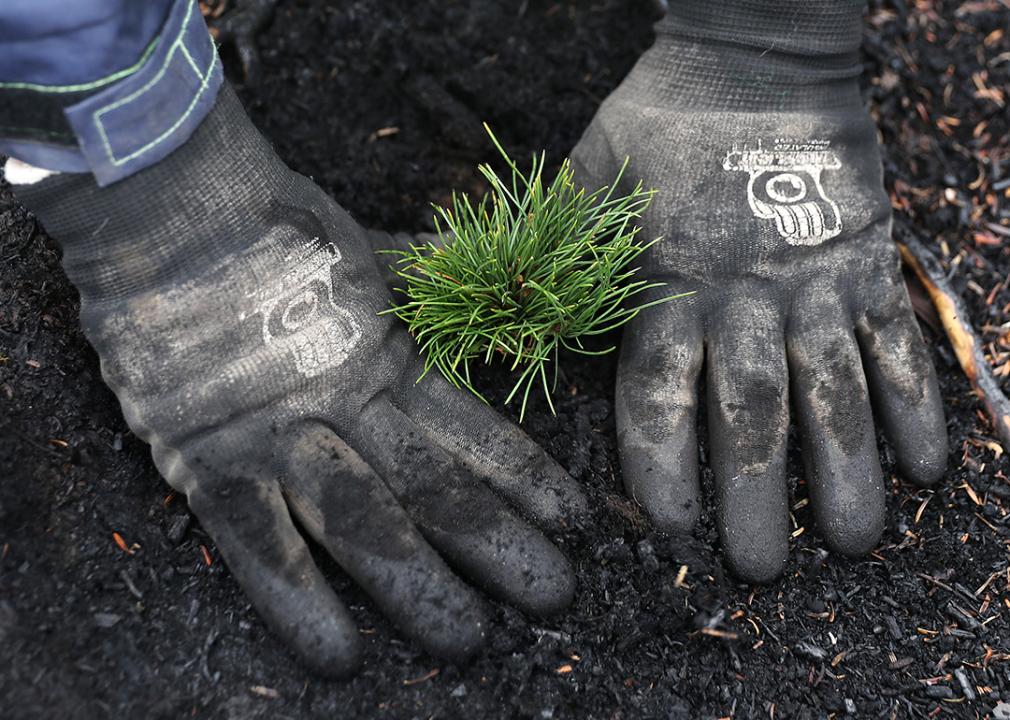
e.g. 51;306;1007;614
571;0;948;582
8;84;586;676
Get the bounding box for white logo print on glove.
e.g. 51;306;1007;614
723;140;842;246
242;240;362;377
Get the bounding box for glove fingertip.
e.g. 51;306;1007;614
282;611;365;679
448;529;577;618
718;496;790;585
619;450;702;536
520;553;577;618
416;610;488;663
617;423;703;538
538;464;589;522
724;542;788;585
632;476;700;536
649;506;701;537
875;384;949;488
897;444;947;487
229;561;365;677
240;564;365;677
890;412;948;486
712;479;791;584
818;506;885;558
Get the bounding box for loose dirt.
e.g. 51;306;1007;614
2;1;1010;718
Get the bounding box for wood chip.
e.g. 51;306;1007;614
113;533;135;554
403;668;439;685
367;127;400;143
895;220;1010;449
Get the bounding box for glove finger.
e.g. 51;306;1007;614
855;267;948;485
615;298;704;535
707;299;790;583
279;420;488;662
787;301;885;557
570;117;622;195
182;459;362;677
349;396;577;617
394;369;587;526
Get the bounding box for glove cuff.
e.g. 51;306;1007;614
9;83;322;305
658;0;864;59
639;0;865;111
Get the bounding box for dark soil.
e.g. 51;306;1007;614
3;1;1010;718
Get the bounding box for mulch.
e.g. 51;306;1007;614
2;1;1010;718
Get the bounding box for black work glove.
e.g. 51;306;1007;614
9;84;586;676
571;0;947;582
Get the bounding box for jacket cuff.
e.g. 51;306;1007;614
0;0;222;186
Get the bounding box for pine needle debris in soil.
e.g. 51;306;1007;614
3;2;1010;718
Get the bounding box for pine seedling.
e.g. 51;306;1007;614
388;125;682;420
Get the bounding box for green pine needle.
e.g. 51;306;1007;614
386;125;686;421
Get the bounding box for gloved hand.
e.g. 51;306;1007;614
8;84;585;676
571;0;947;582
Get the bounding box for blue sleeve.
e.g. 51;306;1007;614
0;0;223;186
0;0;177;86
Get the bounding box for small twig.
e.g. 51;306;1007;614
403;668;439;685
917;571;956;593
916;572;977;605
894;217;1010;448
757;617;782;644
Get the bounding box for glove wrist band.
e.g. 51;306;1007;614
644;0;866;111
658;0;865;58
13;84;271;305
